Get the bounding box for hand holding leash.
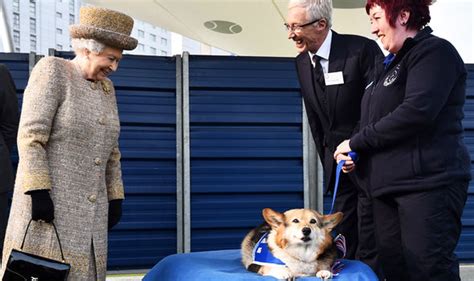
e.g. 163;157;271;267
334;139;351;159
329;151;358;214
334;139;356;173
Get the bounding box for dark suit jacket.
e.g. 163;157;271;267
295;31;382;191
0;64;19;193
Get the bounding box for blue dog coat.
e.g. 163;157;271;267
252;232;286;267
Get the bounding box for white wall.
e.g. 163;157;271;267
430;0;473;63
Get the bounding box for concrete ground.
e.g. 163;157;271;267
106;264;474;281
106;274;145;281
106;270;146;281
462;264;474;281
106;277;144;281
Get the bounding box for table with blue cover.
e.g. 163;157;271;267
143;249;378;281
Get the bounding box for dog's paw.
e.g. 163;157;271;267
265;267;292;279
316;270;333;280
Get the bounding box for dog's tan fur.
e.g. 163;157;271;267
241;208;343;280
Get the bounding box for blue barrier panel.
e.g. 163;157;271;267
188;55;304;251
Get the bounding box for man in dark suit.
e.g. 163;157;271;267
0;64;19;256
286;0;383;277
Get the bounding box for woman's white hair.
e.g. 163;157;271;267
71;38;106;54
288;0;333;28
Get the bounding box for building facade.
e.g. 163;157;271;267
0;0;172;56
1;0;81;53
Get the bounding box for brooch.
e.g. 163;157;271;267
90;80;111;95
100;81;111;95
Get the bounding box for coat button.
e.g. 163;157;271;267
88;194;97;203
98;117;106;125
94;158;102;165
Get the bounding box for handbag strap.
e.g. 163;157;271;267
20;219;66;262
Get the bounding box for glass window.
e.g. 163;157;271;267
138;29;144;38
13;13;20;30
138;43;144;51
30;34;36;51
161;37;167;46
13;30;20;48
12;0;19;13
161;50;167;56
69;14;75;24
56;28;63;35
150;33;156;42
56;12;62;19
29;0;36;15
69;0;75;13
56;44;63;50
30;17;36;34
150;47;157;54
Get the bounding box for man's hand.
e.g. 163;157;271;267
334;139;352;159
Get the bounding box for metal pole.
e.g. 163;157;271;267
302;104;321;212
176;54;184;254
182;51;191;253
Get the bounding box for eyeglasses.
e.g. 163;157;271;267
284;18;321;32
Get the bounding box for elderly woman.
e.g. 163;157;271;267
1;6;137;280
334;0;470;280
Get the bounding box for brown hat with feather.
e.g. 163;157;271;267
70;6;138;50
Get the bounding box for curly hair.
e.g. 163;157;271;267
365;0;432;30
71;38;106;54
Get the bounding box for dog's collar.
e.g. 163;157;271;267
252;232;286;267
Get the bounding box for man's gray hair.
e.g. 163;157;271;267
288;0;333;28
71;38;106;54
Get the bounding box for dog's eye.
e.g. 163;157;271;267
292;219;299;223
310;219;317;224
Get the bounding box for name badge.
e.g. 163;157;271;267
324;71;344;86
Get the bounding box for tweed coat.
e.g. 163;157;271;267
1;56;125;280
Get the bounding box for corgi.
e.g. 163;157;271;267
241;208;343;280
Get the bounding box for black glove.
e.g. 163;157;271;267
108;199;123;230
29;190;54;223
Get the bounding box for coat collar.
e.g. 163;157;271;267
385;26;433;72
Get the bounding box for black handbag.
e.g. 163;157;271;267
3;219;70;281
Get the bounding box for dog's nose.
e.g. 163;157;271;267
302;227;311;236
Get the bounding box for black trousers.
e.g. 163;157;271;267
332;172;383;279
372;181;468;281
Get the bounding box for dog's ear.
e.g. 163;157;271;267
321;212;343;231
262;208;285;228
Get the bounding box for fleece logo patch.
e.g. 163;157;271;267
383;65;400;86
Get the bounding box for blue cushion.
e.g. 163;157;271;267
143;249;378;281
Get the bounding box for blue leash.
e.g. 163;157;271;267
329;151;358;214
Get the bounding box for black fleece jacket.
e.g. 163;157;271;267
350;27;471;197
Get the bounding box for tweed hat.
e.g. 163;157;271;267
70;6;138;50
